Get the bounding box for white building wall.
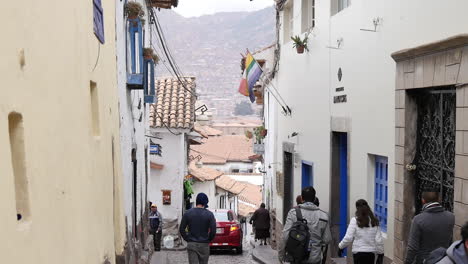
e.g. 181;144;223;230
192;180;217;209
115;0;150;238
272;0;468;258
149;130;188;222
204;162;254;174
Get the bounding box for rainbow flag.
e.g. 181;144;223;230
238;52;263;102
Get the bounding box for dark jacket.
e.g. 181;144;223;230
250;208;270;230
179;207;216;243
404;203;455;264
149;211;162;232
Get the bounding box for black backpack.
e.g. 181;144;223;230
285;207;311;263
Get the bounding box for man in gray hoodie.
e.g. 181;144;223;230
279;187;331;264
425;221;468;263
404;191;455;264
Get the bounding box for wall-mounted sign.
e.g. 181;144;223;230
334;95;347;103
162;190;171;205
150;140;162;156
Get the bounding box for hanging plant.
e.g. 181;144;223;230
125;2;145;20
245;130;253;139
253;126;267;143
143;48;154;60
291;35;309;54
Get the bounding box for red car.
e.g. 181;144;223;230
209;209;243;254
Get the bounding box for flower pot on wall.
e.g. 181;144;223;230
296;45;305;54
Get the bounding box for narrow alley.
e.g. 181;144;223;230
3;0;468;263
151;239;256;264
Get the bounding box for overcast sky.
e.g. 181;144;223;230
173;0;274;17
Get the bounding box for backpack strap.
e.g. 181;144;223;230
295;207;303;222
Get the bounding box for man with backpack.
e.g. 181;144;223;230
279;187;332;264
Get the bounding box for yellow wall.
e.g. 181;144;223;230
0;0;125;263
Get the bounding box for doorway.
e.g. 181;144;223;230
412;88;456;213
330;132;348;256
283;151;294;222
302;161;314;188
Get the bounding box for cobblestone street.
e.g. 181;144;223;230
151;239;256;264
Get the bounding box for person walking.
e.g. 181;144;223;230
279;186;332;264
338;199;384;264
404;190;455;264
149;204;163;251
179;193;216;264
425;221;468;264
250;203;270;245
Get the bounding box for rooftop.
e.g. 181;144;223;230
215;175;246;195
190;135;254;164
189;163;223;182
149;77;196;129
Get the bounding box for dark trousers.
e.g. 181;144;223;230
353;252;375;264
187;242;210;264
151;230;162;251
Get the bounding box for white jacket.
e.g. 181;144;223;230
338;217;384;254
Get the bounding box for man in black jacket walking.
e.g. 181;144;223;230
179;193;216;264
404;191;455;264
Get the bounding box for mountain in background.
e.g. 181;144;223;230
154;7;275;119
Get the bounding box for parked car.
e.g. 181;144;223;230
209;209;243;254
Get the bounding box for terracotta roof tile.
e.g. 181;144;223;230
193;124;223;138
215;175;246;195
149;77;196;129
238;182;262;207
189;163;223;182
190;135;254;164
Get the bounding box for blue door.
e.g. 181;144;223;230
302;161;313;188
338;133;348;254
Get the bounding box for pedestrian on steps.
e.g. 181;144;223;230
404;190;455;264
179;193;216;264
149;204;163;251
338;199;384;264
280;186;332;264
250;203;270;245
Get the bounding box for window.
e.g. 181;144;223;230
90;81;100;136
301;0;315;33
220;195;225;209
338;0;350;13
93;0;105;44
374;156;388;232
213;211;229;222
231;168;240;173
283;1;294;44
9;113;31;223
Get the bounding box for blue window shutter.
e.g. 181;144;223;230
375;156;388;232
93;0;105;44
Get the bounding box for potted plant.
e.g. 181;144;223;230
143;48;154;60
291;35;309;54
125;2;145;20
245;130;253;139
152;53;160;64
253;126;267;143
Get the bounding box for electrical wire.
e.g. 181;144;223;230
149;8;197;98
155;111;182;135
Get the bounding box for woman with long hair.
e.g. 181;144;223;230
338;199;384;264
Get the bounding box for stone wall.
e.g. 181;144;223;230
392;35;468;263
